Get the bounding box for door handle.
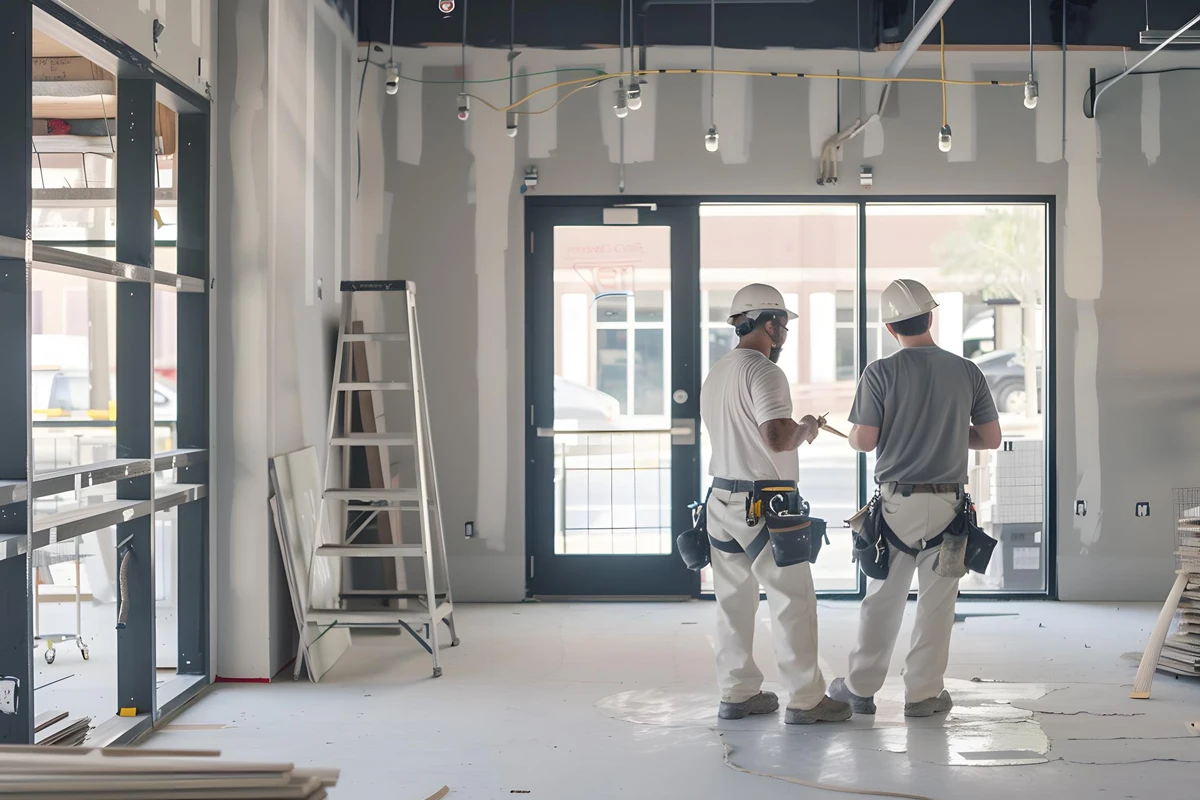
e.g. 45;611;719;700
670;418;695;446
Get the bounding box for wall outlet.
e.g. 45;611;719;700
0;677;18;715
1136;502;1150;518
464;521;475;538
1075;500;1087;517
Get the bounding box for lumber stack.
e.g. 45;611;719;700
33;711;90;746
0;747;339;799
1159;514;1200;676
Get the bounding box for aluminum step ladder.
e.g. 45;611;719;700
297;280;458;679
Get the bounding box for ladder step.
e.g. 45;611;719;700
330;433;416;446
326;488;421;502
337;381;412;391
308;601;452;627
342;332;408;342
316;544;424;558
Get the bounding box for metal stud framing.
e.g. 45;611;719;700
0;2;211;744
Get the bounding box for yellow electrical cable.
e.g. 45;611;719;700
940;20;948;127
470;67;1023;115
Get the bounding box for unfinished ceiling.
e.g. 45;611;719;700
359;0;1200;51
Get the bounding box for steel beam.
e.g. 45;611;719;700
174;112;210;679
0;1;33;746
115;76;157;719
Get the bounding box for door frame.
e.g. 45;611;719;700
525;194;1057;601
525;199;701;597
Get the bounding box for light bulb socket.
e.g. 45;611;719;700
506;111;519;138
1023;77;1039;109
457;93;470;122
626;85;643;111
384;63;400;96
704;125;720;153
938;124;952;153
614;86;629;119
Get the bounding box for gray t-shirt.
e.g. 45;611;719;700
849;346;999;485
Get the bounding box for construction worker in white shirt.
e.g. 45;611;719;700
828;279;1002;718
699;284;852;725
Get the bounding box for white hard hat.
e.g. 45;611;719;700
727;284;798;326
881;279;938;324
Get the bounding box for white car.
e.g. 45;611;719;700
554;376;620;425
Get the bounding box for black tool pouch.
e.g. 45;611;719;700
676;490;712;571
755;482;829;567
851;491;891;580
961;495;998;574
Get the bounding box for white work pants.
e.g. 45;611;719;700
845;486;961;704
708;488;827;710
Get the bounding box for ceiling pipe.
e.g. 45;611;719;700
819;0;957;184
1091;10;1200;118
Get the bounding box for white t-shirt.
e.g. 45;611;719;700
700;349;798;483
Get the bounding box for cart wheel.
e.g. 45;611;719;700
432;667;443;679
451;637;461;647
81;648;90;661
44;648;56;665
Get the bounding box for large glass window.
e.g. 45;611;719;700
865;203;1048;594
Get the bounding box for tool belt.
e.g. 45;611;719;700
849;489;997;580
702;479;829;567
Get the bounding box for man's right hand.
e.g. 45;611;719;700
799;415;820;444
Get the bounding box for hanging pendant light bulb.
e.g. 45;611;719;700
384;63;399;96
938;124;953;153
705;125;720;153
457;94;470;122
506;111;519;138
614;81;629;118
627;83;643;111
1023;77;1039;109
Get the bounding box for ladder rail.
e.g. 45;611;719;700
410;301;457;639
407;287;443;674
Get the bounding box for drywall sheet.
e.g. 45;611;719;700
468;50;515;552
270;447;351;680
396;63;423;166
1141;74;1160;166
524;65;558;160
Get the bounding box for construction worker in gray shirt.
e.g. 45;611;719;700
828;279;1002;718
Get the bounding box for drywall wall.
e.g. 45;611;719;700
54;0;213;93
362;43;1200;604
214;0;355;679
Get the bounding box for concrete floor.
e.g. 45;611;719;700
145;601;1200;799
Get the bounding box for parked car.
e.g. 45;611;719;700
554;376;620;424
973;350;1042;415
33;369;177;421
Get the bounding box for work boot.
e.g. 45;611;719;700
784;696;853;725
828;677;876;715
718;691;779;720
904;690;953;718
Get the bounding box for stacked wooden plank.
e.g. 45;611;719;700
33;711;90;746
0;747;339;798
1159;514;1200;676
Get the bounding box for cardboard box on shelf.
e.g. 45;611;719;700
32;56;111;82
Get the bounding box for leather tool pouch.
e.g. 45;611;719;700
756;482;829;567
962;495;998;575
676;490;712;571
851;491;891;580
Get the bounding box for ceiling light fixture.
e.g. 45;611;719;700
457;0;469;120
1023;0;1037;109
705;125;720;152
938;124;952;153
614;82;630;118
626;84;643;111
626;0;642;111
384;0;398;96
704;0;718;153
